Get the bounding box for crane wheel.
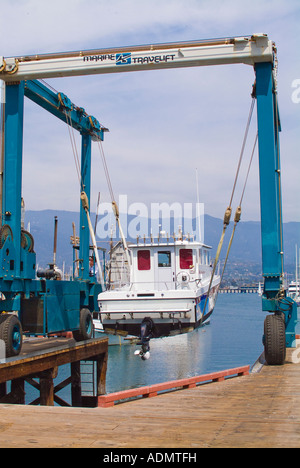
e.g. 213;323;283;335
264;314;286;365
73;308;93;342
0;314;23;357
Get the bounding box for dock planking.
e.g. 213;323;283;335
0;348;300;447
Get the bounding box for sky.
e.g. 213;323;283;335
0;0;300;224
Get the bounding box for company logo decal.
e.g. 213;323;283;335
83;52;176;67
116;53;132;66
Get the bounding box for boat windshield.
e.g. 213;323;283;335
158;251;171;267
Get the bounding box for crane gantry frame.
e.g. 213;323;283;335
0;33;297;363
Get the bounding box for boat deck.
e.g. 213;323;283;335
0;348;299;448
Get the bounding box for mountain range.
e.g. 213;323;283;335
24;210;300;278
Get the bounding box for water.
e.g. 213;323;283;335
24;293;265;404
105;293;265;393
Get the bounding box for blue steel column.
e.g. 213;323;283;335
3;82;25;278
256;62;298;347
255;62;283;303
79;133;91;280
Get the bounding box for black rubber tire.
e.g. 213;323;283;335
264;314;286;365
0;314;23;357
73;308;93;341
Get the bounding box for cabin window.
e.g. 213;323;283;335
137;250;151;270
180;249;193;269
158;251;171;267
199;249;203;264
200;248;209;265
205;250;209;265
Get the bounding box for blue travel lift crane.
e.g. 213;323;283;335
0;34;297;362
255;62;298;364
0;79;106;356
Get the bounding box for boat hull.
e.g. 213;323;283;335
95;285;218;339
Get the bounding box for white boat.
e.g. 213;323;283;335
258;282;262;296
95;231;220;358
287;280;300;305
286;245;300;305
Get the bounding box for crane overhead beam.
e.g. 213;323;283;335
24;79;108;141
0;34;274;82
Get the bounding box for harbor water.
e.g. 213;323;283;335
104;293;265;393
25;293;265;404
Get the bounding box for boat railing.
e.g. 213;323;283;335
105;280;197;291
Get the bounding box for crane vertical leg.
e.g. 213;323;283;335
255;62;282;294
3;82;24;275
79;133;91;280
0;83;25;357
255;62;297;364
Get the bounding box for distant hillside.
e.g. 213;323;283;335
25;210;80;269
24;210;300;275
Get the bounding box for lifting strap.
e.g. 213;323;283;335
81;191;105;289
202;96;256;314
218;132;258;287
97;140;132;271
63;106;104;283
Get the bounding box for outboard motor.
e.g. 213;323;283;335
134;317;155;360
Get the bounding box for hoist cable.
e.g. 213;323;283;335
202;97;256;315
38;79;83;188
239;131;258;207
64;108;105;284
229;97;256;208
218;132;258;287
65;110;83;190
97;140;115;203
96;139;132;270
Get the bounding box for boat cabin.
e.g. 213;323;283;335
129;240;212;291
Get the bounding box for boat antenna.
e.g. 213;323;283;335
196;168;201;242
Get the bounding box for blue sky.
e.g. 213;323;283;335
1;0;300;222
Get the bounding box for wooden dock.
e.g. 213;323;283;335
0;347;300;448
0;336;108;407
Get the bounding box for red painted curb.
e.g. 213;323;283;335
97;365;250;408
